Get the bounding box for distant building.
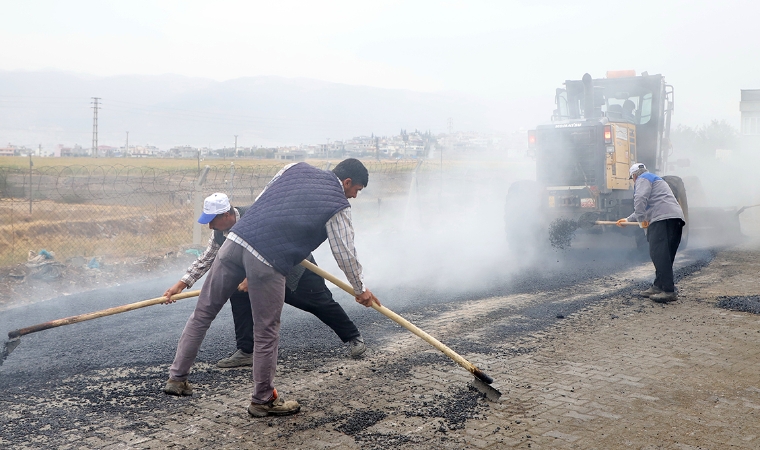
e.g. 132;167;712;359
275;149;307;161
740;89;760;151
169;145;200;158
57;144;89;157
131;145;160;157
98;145;118;157
0;144;15;157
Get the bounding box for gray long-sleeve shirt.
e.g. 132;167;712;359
626;172;685;224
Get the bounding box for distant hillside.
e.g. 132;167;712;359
0;71;527;149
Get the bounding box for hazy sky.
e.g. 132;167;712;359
2;0;759;125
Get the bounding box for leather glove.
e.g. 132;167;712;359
615;218;627;228
640;221;649;229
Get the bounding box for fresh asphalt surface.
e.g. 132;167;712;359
0;244;712;386
0;241;715;445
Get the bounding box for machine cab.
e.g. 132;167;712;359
551;71;674;175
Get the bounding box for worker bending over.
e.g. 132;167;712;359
617;163;685;303
163;193;366;370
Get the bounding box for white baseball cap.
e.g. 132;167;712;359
197;193;231;224
629;162;646;179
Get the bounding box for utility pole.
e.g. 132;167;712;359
29;154;33;214
447;117;453;135
91;97;101;157
125;131;129;157
234;135;238;157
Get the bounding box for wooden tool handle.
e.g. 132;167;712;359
7;290;200;339
299;260;493;384
595;221;641;226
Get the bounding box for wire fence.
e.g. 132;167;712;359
0;160;423;268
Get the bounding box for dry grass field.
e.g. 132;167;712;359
0;155;524;269
0;199;194;267
0;156;290;170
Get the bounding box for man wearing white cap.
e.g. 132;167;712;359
163;192;366;369
616;163;685;303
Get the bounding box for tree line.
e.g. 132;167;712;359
670;120;739;156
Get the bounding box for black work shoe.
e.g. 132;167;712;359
163;379;193;396
247;390;300;417
640;285;663;297
650;291;678;303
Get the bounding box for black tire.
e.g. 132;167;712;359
662;175;689;249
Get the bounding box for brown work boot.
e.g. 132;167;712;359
216;349;253;368
650;291;678;303
163;379;193;396
247;389;300;417
640;285;663;297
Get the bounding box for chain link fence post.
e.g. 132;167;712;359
403;159;424;229
192;166;210;246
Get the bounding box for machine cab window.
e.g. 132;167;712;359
602;92;652;125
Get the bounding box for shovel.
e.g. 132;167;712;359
300;259;502;401
576;215;647;230
1;290;200;366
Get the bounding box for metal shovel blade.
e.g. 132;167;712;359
0;337;21;367
471;377;502;402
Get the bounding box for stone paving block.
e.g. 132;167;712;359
628;393;659;402
543;430;580;442
563;410;595;421
589;409;621;419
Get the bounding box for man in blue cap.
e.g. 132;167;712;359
617;163;686;303
163;192;367;369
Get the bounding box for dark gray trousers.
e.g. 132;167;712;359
169;240;285;403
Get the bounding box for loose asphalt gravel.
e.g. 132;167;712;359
0;241;716;447
716;295;760;314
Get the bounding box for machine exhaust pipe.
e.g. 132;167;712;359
582;73;594;119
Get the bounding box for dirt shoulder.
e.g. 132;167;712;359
0;252;197;311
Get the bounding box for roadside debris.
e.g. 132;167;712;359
26;249;64;281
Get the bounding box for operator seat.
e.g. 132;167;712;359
606;104;623;120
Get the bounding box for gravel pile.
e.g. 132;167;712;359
716;295;760;315
404;386;485;431
335;410;387;435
